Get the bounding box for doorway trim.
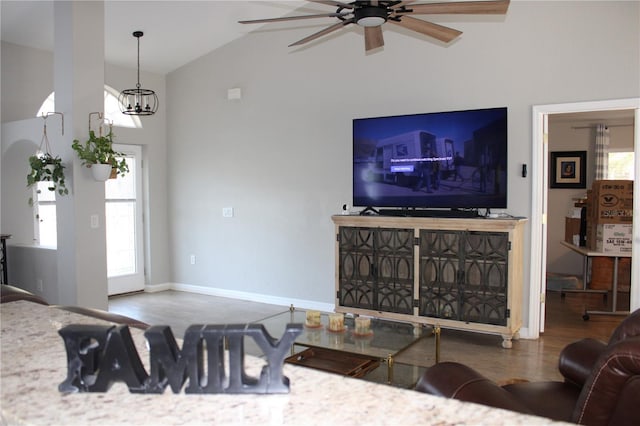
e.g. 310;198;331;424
529;98;640;339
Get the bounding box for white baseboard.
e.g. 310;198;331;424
518;327;533;340
144;283;171;293
164;282;335;313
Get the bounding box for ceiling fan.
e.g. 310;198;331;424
239;0;510;52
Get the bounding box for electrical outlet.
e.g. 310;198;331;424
90;214;99;229
190;255;196;265
222;207;234;218
37;279;43;292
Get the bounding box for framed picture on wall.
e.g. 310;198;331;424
550;151;587;188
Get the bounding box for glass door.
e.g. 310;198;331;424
106;144;144;295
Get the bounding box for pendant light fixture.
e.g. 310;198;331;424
119;31;158;116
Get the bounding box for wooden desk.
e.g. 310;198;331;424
560;241;631;319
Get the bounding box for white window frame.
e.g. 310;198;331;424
32;182;57;247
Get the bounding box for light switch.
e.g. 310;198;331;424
90;214;99;229
227;88;242;100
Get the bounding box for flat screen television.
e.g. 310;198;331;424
352;107;507;215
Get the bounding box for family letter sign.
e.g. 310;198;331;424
58;323;303;394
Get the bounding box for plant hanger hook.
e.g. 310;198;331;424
38;112;64;156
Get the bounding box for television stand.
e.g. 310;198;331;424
331;214;528;348
378;209;480;218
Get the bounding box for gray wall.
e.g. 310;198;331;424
165;1;639;325
1;2;638;329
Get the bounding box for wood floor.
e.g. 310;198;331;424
108;289;629;385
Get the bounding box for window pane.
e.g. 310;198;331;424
36;181;57;202
36;93;55;117
105;157;136;199
35;182;57;247
607;152;635;180
104;91;137;128
106;201;136;277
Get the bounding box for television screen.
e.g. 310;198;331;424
353;107;507;212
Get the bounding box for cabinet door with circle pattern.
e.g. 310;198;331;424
338;226;413;314
419;230;509;325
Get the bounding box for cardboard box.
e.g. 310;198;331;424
594;223;633;254
589;180;633;224
564;217;581;244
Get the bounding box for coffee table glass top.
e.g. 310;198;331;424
257;309;425;360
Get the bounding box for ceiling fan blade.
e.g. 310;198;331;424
289;18;355;47
239;12;350;24
390;16;462;43
364;26;384;51
308;0;355;9
396;0;510;15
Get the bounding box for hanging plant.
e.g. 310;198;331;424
72;128;129;178
27;152;69;195
27;112;68;204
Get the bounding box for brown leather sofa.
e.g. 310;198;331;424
1;284;148;330
415;309;640;426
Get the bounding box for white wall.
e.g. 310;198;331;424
166;1;640;325
0;42;53;123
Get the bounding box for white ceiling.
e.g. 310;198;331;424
0;1;313;75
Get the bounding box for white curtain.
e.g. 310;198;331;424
594;123;610;180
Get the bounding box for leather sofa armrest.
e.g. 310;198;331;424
558;338;606;387
574;337;640;426
415;362;533;415
608;308;640;344
1;284;48;305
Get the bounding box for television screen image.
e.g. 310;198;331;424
353;107;507;212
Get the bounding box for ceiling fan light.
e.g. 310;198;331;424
355;7;387;27
357;16;386;27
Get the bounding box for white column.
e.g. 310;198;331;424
54;1;108;309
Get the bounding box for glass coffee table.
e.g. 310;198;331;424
255;306;440;387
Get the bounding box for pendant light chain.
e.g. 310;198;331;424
136;34;141;90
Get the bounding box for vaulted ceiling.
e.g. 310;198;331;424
0;1;308;75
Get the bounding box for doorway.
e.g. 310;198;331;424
529;98;640;338
106;144;144;295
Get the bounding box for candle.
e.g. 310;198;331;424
328;313;344;331
305;310;321;327
355;317;371;335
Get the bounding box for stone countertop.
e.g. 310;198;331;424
1;301;565;425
